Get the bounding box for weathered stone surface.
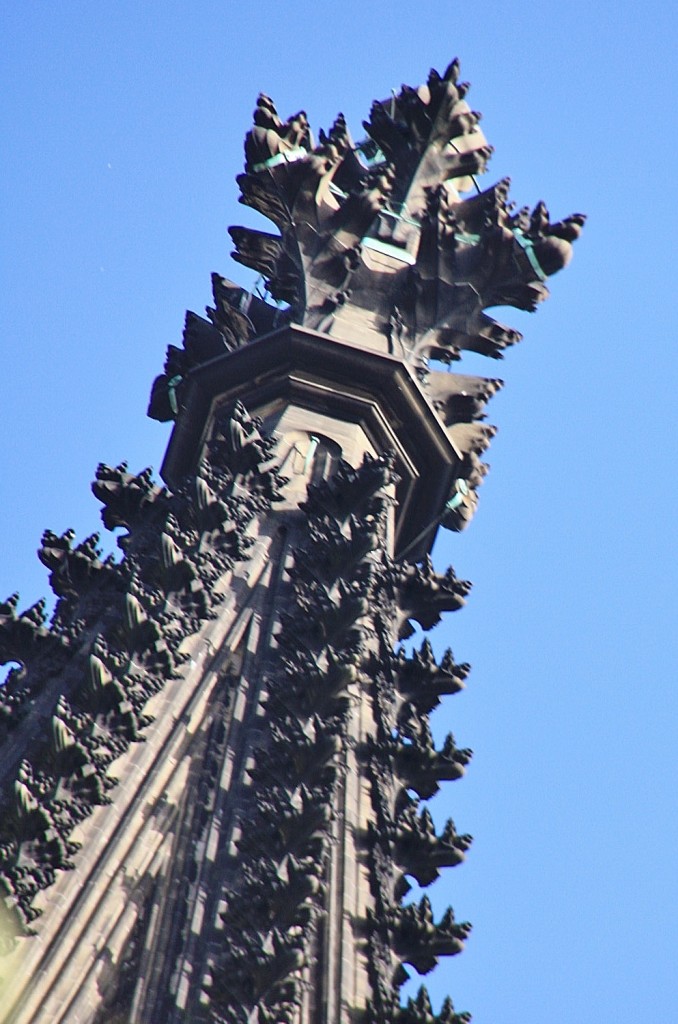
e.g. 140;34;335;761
0;58;581;1024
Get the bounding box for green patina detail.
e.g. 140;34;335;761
512;228;547;281
167;375;183;415
252;147;307;173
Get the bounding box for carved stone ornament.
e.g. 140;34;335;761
0;58;581;1024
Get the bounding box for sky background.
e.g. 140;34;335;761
2;3;677;1022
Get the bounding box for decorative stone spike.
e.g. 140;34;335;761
394;895;471;975
394;712;473;799
92;461;163;532
395;802;472;887
399;985;472;1024
397;556;472;635
395;638;470;713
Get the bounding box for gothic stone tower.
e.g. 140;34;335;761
0;60;583;1024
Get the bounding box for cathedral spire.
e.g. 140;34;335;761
0;60;582;1024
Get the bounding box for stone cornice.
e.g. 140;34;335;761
161;323;462;559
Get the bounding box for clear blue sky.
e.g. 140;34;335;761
2;3;677;1022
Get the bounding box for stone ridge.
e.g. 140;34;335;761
206;454;396;1021
0;403;287;944
197;451;477;1023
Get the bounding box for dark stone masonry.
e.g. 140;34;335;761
0;59;582;1023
